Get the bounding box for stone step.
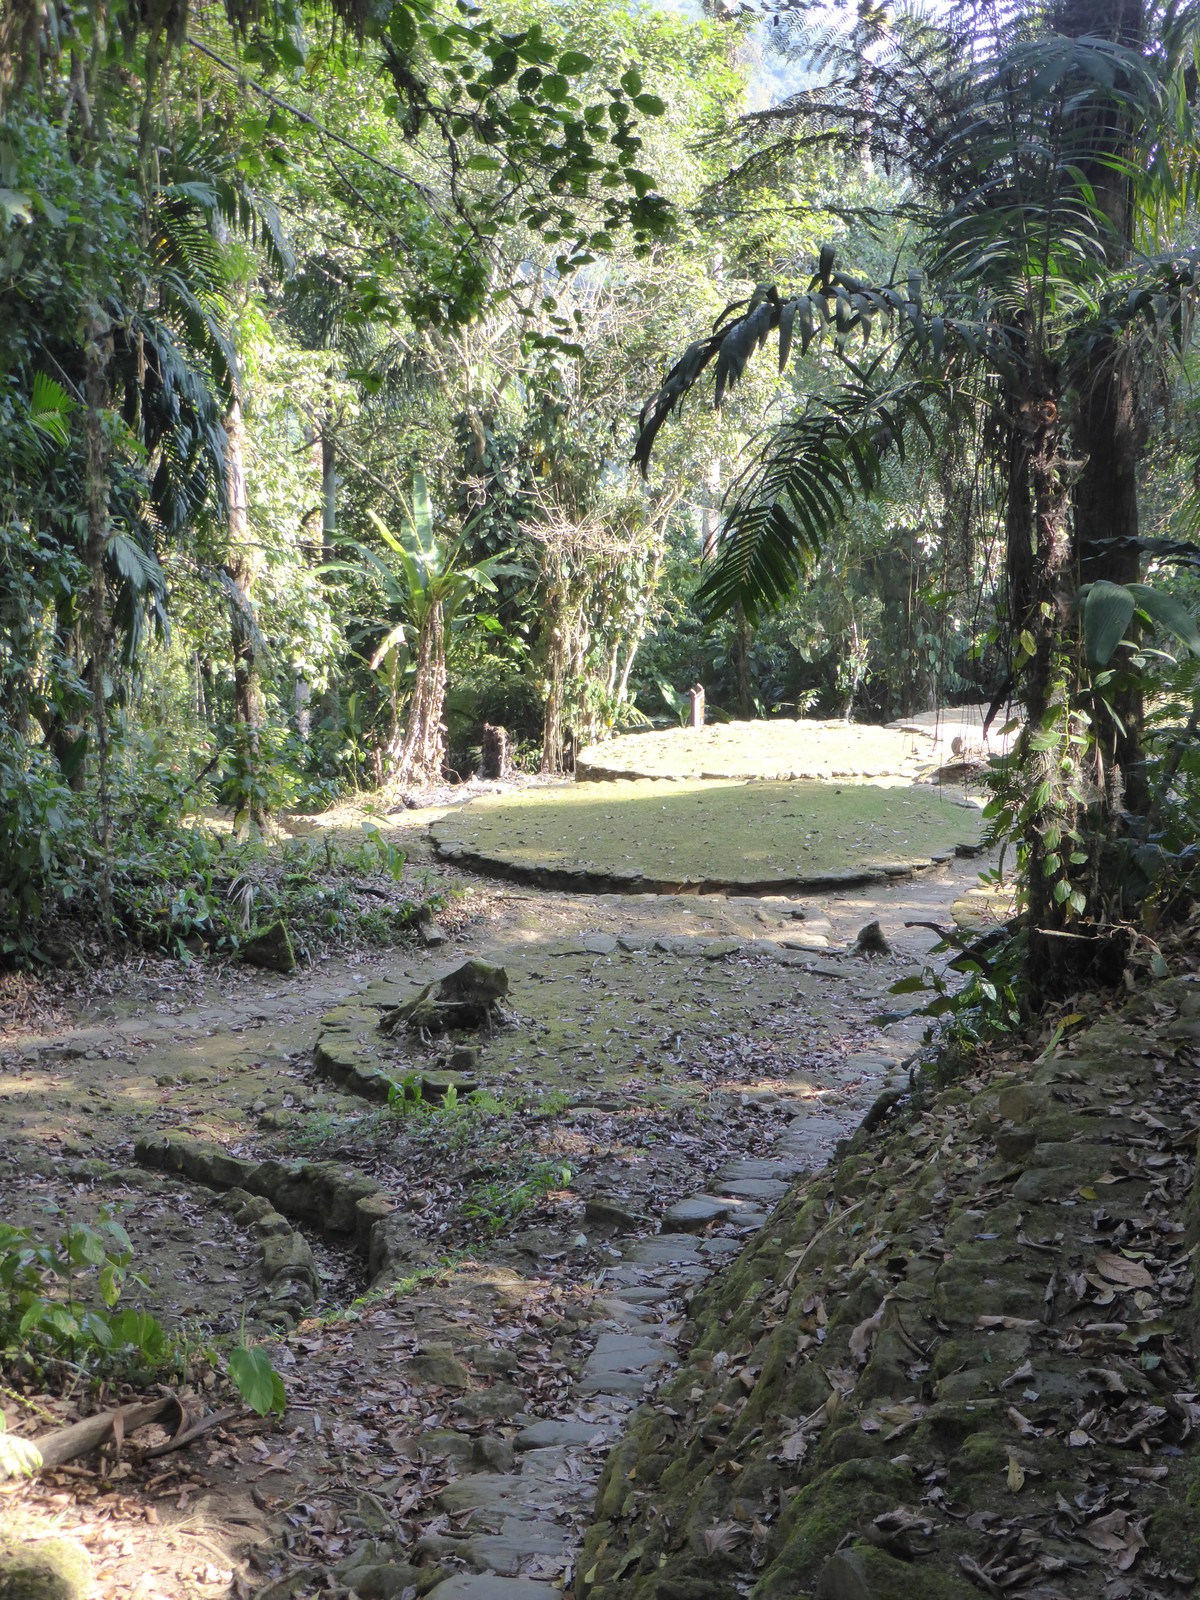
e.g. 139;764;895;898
711;1176;790;1203
466;1526;571;1578
625;1235;702;1265
514;1420;605;1452
426;1575;563;1600
717;1157;810;1181
576;1370;652;1397
585;1341;676;1378
661;1194;741;1232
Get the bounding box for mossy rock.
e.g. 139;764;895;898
0;1537;92;1600
813;1544;967;1600
756;1457;916;1596
242;918;297;973
429;778;979;894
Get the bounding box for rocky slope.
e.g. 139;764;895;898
579;978;1200;1600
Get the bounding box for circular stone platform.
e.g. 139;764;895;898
574;720;937;784
431;779;980;894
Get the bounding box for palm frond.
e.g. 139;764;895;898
697;377;939;623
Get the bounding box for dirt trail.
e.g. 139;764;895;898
0;811;997;1600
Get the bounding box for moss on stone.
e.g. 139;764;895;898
0;1537;92;1600
812;1543;971;1600
756;1458;915;1596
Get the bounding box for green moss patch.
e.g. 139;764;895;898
576;719;938;782
431;779;978;892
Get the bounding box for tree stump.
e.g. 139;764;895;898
688;683;706;728
480;723;512;779
379;958;510;1036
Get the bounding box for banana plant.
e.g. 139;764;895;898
325;473;516;788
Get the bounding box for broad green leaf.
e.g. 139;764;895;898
1082;580;1135;666
229;1345;287;1416
1127;583;1200;655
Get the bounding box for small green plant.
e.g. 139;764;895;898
386;1071;425;1113
352;822;407;882
227;1342;286;1415
463;1158;573;1232
880;917;1025;1046
0;1215;174;1377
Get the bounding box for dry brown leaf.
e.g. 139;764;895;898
703;1522;747;1555
1006;1453;1026;1492
848;1303;886;1367
1093;1252;1154;1290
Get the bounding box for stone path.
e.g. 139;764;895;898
383;1034;921;1600
0;829;996;1600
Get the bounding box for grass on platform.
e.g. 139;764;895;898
432;778;979;887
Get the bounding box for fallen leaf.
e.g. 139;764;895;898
849;1304;885;1367
1006;1453;1026;1492
1093;1252;1154;1290
703;1523;747;1555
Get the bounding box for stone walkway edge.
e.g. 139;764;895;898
403;1044;917;1600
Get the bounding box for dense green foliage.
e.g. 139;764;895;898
5;0;1200;1004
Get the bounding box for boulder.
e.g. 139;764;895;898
241;919;297;974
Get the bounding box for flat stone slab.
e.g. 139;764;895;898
426;1576;562;1600
603;1283;672;1304
712;1177;790;1203
625;1235;702;1264
467;1528;571;1577
437;1475;565;1518
514;1420;603;1451
717;1157;809;1181
661;1195;741;1233
591;1333;676;1365
700;1236;743;1257
576;1370;653;1396
725;1207;770;1232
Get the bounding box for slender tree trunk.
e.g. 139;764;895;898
1006;392;1088;999
83;311;114;936
1056;0;1148;815
315;416;340;733
732;603;754;719
222;399;264;829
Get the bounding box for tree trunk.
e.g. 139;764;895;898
542;626;567;774
316;416;340;733
83;311;114;934
386;603;446;790
1074;340;1147;814
1005;392;1093;1001
1055;0;1149;818
222;399;264;830
731;603;754;719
